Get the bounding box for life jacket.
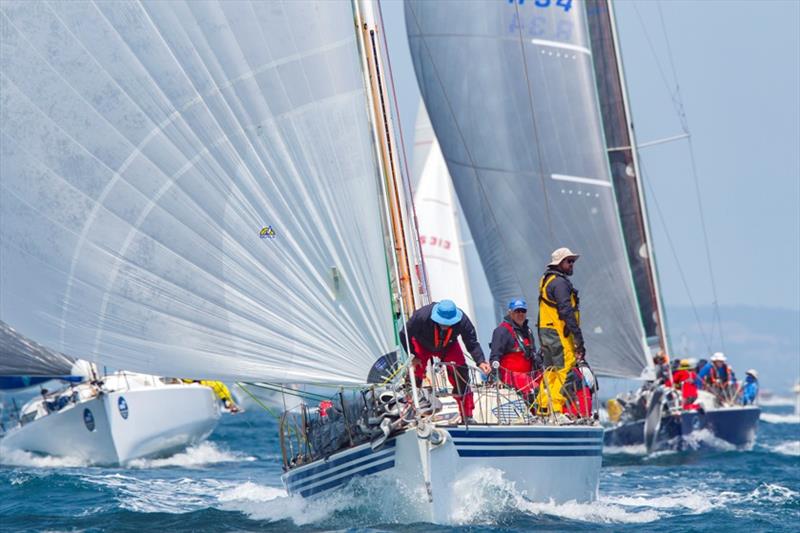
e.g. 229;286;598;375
672;369;699;408
499;320;534;359
708;364;731;386
538;270;580;335
432;324;454;350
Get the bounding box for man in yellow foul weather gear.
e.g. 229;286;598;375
536;247;585;416
182;379;241;412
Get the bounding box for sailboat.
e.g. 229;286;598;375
584;0;759;451
0;321;222;465
0;0;600;522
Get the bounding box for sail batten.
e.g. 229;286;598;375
406;0;650;378
1;0;399;384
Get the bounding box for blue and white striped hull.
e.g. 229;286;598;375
282;424;603;523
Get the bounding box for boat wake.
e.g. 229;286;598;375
760;412;800;424
758;396;796;407
127;442;256;469
0;444;89;468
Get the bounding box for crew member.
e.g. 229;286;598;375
671;359;700;409
653;352;672;387
740;369;759;405
399;300;489;422
489;298;540;399
536;247;585;416
698;352;736;391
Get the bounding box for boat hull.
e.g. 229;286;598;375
2;385;220;464
604;405;760;451
282;424;603;523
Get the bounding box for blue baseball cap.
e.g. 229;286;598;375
431;300;463;326
508;298;527;312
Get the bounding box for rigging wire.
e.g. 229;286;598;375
631;0;726;351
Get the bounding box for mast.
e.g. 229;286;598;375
586;0;671;359
354;0;425;319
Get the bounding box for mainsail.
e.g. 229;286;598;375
0;1;399;384
406;0;650;378
586;0;669;356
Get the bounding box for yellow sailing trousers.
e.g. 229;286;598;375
536;326;576;414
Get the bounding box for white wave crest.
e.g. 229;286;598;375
127;441;256;469
602;444;648;456
768;440;800;456
758;396;796;407
760;412;800;424
681;429;738;451
0;444;89;468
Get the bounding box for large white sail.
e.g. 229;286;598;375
406;0;650;378
0;1;397;384
0;320;75;377
412;106;476;321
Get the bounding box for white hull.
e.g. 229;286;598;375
2;383;220;465
283;424;603;524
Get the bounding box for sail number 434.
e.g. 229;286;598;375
509;0;572;11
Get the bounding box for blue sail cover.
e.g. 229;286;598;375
406;0;649;378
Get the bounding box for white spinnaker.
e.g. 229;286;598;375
0;0;396;384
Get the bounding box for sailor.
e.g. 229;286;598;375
182;379;241;412
698;352;736;390
536;247;585;416
740;369;759;405
671;359;700;409
653;352;673;387
399;300;489;422
489;298;540;399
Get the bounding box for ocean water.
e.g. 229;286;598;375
1;403;798;532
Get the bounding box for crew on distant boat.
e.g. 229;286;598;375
671;359;700;410
399;300;489;423
698;352;736;391
489;298;540;401
536;247;585;416
740;369;759;405
653;352;672;387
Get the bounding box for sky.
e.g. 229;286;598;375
379;0;800;314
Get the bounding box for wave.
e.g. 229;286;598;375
0;445;89;468
767;441;800;456
760;412;800;424
127;442;256;469
758;396;797;407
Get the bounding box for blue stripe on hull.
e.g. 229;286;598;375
457;448;602;457
287;450;393;492
285;439;396;483
297;459;396;497
453;440;601;447
448;429;602;439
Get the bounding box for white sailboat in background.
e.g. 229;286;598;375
0;321;222;465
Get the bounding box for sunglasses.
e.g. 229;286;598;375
565;259;576;265
512;309;527;313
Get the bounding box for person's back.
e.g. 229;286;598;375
741;370;759;405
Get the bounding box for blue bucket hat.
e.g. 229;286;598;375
431;300;463;326
508;298;527;312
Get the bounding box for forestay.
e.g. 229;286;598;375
0;0;396;384
406;0;649;378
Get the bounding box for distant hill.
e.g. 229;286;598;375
665;305;800;394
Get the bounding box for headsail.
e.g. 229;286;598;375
0;1;397;384
0;320;74;377
406;0;650;378
586;0;669;357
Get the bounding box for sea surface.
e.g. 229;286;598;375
1;399;798;532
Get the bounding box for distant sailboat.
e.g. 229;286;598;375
587;0;759;450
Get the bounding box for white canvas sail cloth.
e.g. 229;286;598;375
412;107;476;322
0;320;75;376
0;1;396;384
406;0;650;378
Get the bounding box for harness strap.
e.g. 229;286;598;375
433;326;453;349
